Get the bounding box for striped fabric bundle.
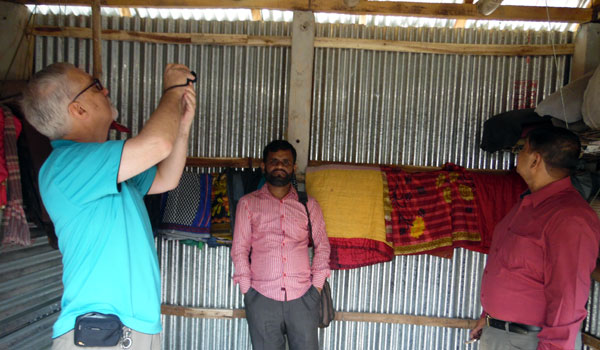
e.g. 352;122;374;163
382;164;481;255
1;105;30;246
158;172;212;241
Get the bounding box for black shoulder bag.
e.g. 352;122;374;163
297;190;335;328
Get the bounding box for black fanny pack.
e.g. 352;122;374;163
74;312;123;347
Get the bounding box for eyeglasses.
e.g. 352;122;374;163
511;144;525;154
71;78;103;103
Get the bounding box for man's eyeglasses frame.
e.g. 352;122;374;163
71;78;103;103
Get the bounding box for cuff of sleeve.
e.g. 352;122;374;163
238;279;251;294
312;274;328;289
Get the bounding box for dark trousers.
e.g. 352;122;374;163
244;286;320;350
480;325;582;350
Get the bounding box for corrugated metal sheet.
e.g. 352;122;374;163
33;14;292;159
0;231;62;350
311;25;570;169
28;0;589;32
158;239;486;350
21;13;599;350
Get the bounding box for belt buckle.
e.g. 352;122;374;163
485;314;491;327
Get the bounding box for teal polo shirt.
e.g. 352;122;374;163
40;140;161;338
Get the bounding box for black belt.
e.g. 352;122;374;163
486;315;542;335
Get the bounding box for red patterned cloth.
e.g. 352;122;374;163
1;105;29;246
383;164;481;255
462;171;527;253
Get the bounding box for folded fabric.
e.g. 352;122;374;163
306;165;393;270
210;172;231;237
465;171;527;254
535;72;593;123
571;172;600;203
159;172;212;239
583;65;600;129
382;164;481;255
226;168;263;230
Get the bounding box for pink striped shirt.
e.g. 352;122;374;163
231;185;331;301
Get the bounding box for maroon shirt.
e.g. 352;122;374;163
481;177;600;349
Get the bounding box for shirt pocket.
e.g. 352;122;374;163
498;232;544;283
288;209;310;241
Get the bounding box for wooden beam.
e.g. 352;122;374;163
30;26;292;46
14;0;593;23
160;305;478;329
584;333;600;350
30;26;575;57
287;11;315;174
313;37;574;56
183;156;510;174
161;305;247;319
251;8;262;21
118;7;131;16
453;0;474;28
17;0;310;9
358;14;367;25
311;1;591;22
91;0;102;79
161;304;600;347
185;156;260;168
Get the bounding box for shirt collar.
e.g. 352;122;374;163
258;183;298;201
50;139;76;149
522;176;572;208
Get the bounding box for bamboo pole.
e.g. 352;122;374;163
91;0;102;79
30;26;576;57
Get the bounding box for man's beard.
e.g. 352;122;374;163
265;169;293;187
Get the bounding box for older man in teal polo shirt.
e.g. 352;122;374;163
21;62;196;349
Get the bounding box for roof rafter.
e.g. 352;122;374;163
12;0;594;23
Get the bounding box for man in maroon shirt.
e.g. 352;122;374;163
470;127;600;349
231;140;331;350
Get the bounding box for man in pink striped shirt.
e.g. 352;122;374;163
231;140;331;350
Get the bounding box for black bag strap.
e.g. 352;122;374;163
292;177;314;247
297;191;314;247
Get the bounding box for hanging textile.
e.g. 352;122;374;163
306;165;394;270
382;164;481;255
1;105;30;246
465;171;527;253
158;172;212;241
226;168;263;229
209;172;232;246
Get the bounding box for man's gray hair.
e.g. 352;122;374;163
20;62;76;140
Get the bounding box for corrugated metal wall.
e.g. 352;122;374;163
311;25;569;169
33;14;292;158
11;12;595;350
0;230;62;350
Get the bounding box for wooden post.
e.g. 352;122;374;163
571;23;600;80
0;2;31;81
287;11;315;174
251;9;262;21
454;0;474;28
92;0;102;79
